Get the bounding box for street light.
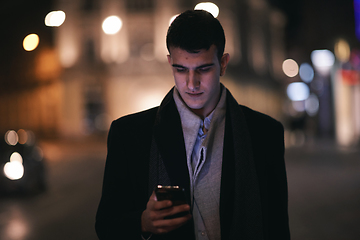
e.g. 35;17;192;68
169;14;179;25
311;49;335;76
23;34;39;51
334;39;350;62
45;11;66;27
194;2;219;18
286;82;310;101
282;59;299;77
102;16;123;35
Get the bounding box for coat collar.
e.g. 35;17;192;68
152;88;190;196
220;88;263;239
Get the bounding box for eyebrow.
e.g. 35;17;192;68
172;63;215;69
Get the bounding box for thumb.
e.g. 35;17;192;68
150;191;157;201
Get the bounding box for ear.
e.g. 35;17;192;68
167;55;172;65
220;53;230;76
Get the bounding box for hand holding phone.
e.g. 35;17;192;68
155;185;187;206
155;185;189;219
141;191;191;234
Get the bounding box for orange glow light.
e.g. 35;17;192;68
23;34;39;51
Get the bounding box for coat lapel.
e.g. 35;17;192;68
152;88;191;202
220;89;264;239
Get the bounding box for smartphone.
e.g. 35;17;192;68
155;185;187;206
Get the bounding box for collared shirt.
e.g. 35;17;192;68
191;111;214;179
173;86;227;240
190;111;214;239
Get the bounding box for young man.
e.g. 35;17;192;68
96;10;290;240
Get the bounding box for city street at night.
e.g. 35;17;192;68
0;137;359;240
0;137;107;240
0;0;359;240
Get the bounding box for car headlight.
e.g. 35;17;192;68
4;161;24;180
3;152;24;180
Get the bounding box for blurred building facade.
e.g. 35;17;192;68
0;0;287;138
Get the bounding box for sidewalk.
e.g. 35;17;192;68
286;140;360;240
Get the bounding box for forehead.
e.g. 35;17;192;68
169;45;218;64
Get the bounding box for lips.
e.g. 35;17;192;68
187;92;203;97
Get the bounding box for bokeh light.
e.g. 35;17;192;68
10;152;23;164
5;130;18;146
102;16;122;35
354;0;360;40
169;14;179;25
23;34;39;51
194;2;219;18
299;63;314;83
4;161;24;180
17;129;28;145
287;82;310;101
305;93;320;116
311;49;335;75
45;10;66;27
6;218;28;240
282;59;299;77
334;39;350;62
292;101;305;112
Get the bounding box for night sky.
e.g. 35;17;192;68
269;0;357;58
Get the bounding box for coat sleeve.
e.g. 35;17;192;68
262;122;290;240
242;106;290;240
95;110;155;240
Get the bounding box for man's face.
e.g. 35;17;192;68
167;45;230;118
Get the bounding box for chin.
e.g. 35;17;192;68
186;103;204;111
182;98;200;106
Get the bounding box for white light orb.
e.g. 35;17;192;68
311;49;335;75
102;16;122;35
4;161;24;180
287;82;310;101
194;2;219;18
169;14;179;26
45;11;66;27
10;152;23;164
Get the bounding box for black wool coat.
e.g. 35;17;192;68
95;88;290;240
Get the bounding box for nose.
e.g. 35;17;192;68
187;70;200;91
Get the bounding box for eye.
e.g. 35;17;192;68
198;67;211;73
175;67;187;73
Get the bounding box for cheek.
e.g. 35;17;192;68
173;74;186;86
203;74;219;87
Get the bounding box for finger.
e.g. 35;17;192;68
158;203;190;218
147;193;172;211
171;204;191;213
150;191;157;201
153;213;192;230
153;199;172;210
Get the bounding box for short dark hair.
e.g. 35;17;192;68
166;10;226;61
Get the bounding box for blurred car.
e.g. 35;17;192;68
0;129;46;195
